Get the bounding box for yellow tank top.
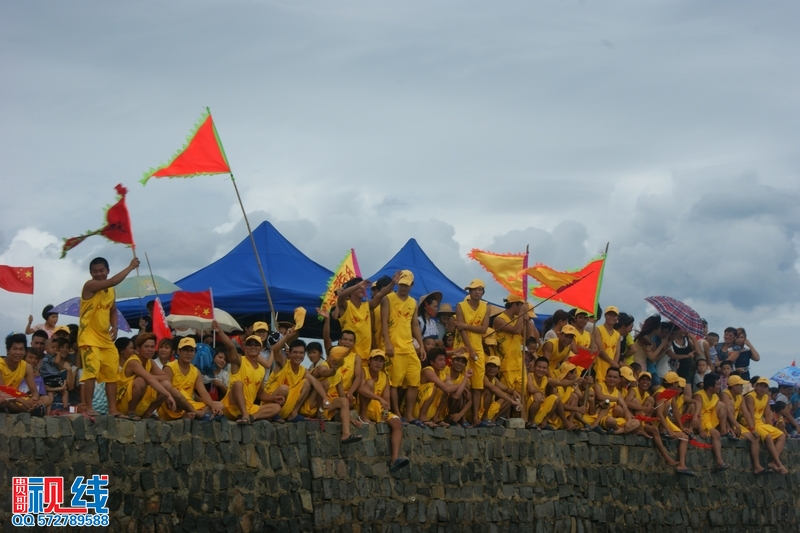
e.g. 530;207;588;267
225;358;266;407
599;382;618;405
372;305;384;350
495;312;523;372
631;387;650;404
339;300;371;358
699;391;718;415
449;368;466;387
454;299;487;356
753;393;769;422
574;328;592;349
530;374;549;394
78;287;116;348
165;360;198;401
538;338;571;374
372;370;388;397
117;356;151;401
722;389;742;418
264;363;305;394
386;292;416;353
0;359;27;389
594;326;620;381
337;353;358;391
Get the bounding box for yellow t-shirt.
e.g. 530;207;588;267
495;312;523;373
454;299;487;357
223;358;266;409
165;360;198;401
594;326;620;382
339;300;371;358
0;359;27;389
264;363;306;394
386;292;416;355
78;287;116;349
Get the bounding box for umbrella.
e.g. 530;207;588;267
115;275;180;300
644;296;704;338
771;366;800;387
167;308;241;334
51;297;132;333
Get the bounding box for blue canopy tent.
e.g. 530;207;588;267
117;221;333;327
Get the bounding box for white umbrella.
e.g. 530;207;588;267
166;308;241;334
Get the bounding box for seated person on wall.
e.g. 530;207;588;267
493;295;533;410
721;375;769;475
219;323;283;425
693;372;730;471
158;337;224;420
583;366;640;435
478;355;522;426
743;377;789;474
300;345;348;418
358;349;411;472
0;333;52;416
547;362;590;429
538;324;578;377
442;351;473;428
413;348;472;428
622;371;676;466
526;356;575;430
115;334;176;420
655;372;695;477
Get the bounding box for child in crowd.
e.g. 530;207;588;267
719;360;733;391
19;350;46;397
693;358;710;391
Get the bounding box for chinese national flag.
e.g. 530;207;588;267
152;297;172;341
170;290;214;319
0;266;34;294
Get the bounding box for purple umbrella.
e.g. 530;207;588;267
644;296;704;338
52;297;132;333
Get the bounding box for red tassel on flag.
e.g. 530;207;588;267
634;415;659;423
0;385;27;398
689;439;713;449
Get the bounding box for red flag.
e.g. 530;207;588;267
689;439;713;449
656;389;680;402
152;297;172;341
792;360;796;367
0;384;27;397
141;108;231;185
568;347;595;369
0;266;34;294
170;290;214;319
634;414;659;423
61;184;135;258
530;254;607;315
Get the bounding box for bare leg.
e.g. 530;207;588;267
388;417;403;462
645;425;677;466
105;381;119;416
470;388;482;426
231;381;249;420
125;377;146;416
403;386;418;421
390;387;401;417
253;402;282;421
287;382;312;419
709;428;724;466
83;378;97;413
743;432;763;473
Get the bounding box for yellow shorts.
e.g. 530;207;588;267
754;422;783;442
80;345;118;383
117;381;159;416
299;396;319;418
159;399;207;421
222;395;259;420
388;352;421;388
501;369;523;395
279;383;306;420
701;410;720;432
468;352;486;390
600;416;627;430
413;382;441;420
479;401;501;421
366;399;398;423
531;394;558;425
664;418;682;434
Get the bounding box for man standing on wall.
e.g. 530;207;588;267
454;279;489;427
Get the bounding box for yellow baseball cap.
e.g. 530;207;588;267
605;306;619;315
398;270;414;285
756;377;770;386
559;362;577;375
178;337;196;350
464;279;485;290
369;349;386;360
486;356;501;366
638;372;652;380
561;325;579;337
483;328;497;345
244;335;263;346
677;377;686;388
52;326;70;335
619;366;635;382
663;371;680;384
252;321;269;332
727;375;746;387
328;346;350;363
504;294;525;303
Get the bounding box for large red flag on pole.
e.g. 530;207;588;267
61;184;135;258
151;297;172;342
523;246;608;315
0;266;34;294
170;290;214;319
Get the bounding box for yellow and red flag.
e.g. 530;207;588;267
320;249;362;313
61;184;135;258
518;264;581;292
170;290;214;319
525;254;607;315
468;249;528;298
141;108;231;185
0;266;34;295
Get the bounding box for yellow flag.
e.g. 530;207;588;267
468;249;528;297
518;264;581;291
293;307;307;330
319;249;362;314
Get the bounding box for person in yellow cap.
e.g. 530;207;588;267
692;372;730;471
413;348;472;427
381;270;425;421
591;306;621;383
538;325;577;376
453;279;490;427
220;324;284;425
546;363;588;429
337;273;400;367
158;335;224;420
655;372;695;476
493;294;532;413
743;377;788;474
369;276;394;353
720;375;768;475
586;367;641;435
115;333;176;420
622;371;677;466
568;309;594;350
443;351;474;427
618;365;636;393
357;349;410;471
526;356;575;430
479;355;523;425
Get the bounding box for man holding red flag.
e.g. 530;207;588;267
79;256;140;417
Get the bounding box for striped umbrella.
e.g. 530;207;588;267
644;296;704;337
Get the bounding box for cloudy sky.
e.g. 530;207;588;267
2;1;799;379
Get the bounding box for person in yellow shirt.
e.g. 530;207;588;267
720;375;767;475
693;373;730;471
527;357;575;430
454;279;490;427
116;333;176;419
547;363;589;428
586;367;640;434
369;276;393;352
479;356;522;426
568;309;593;350
591;306;621;383
623;372;676;466
493;295;531;409
337;273;399;365
158;336;224;420
538;325;578;376
413;348;471;427
357;349;410;472
655;373;694;476
381;270;425;421
744;377;788;474
0;334;51;415
79;256;140;417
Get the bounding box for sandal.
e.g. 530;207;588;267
713;463;730;472
459;420;472;429
236;415;253;425
525;422;538;429
126;413;142;422
341;435;363;445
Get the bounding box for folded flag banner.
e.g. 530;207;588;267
170;290;214;319
141;108;230;185
518;265;581;291
152;297;172;341
0;266;34;295
468;249;528;298
61;184;135;258
527;253;607;315
319;249;362;315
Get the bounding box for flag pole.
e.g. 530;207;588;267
131;245;145;318
229;172;276;328
521;245;529;423
144;252;161;299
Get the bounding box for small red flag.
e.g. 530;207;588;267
657;389;680;402
170;290;214;319
792;360;796;367
568;348;595;369
689;439;713;449
152;297;172;341
0;384;27;397
61;184;135;258
680;413;693;423
634;414;659;423
0;266;34;295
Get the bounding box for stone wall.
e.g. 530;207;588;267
0;413;798;532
